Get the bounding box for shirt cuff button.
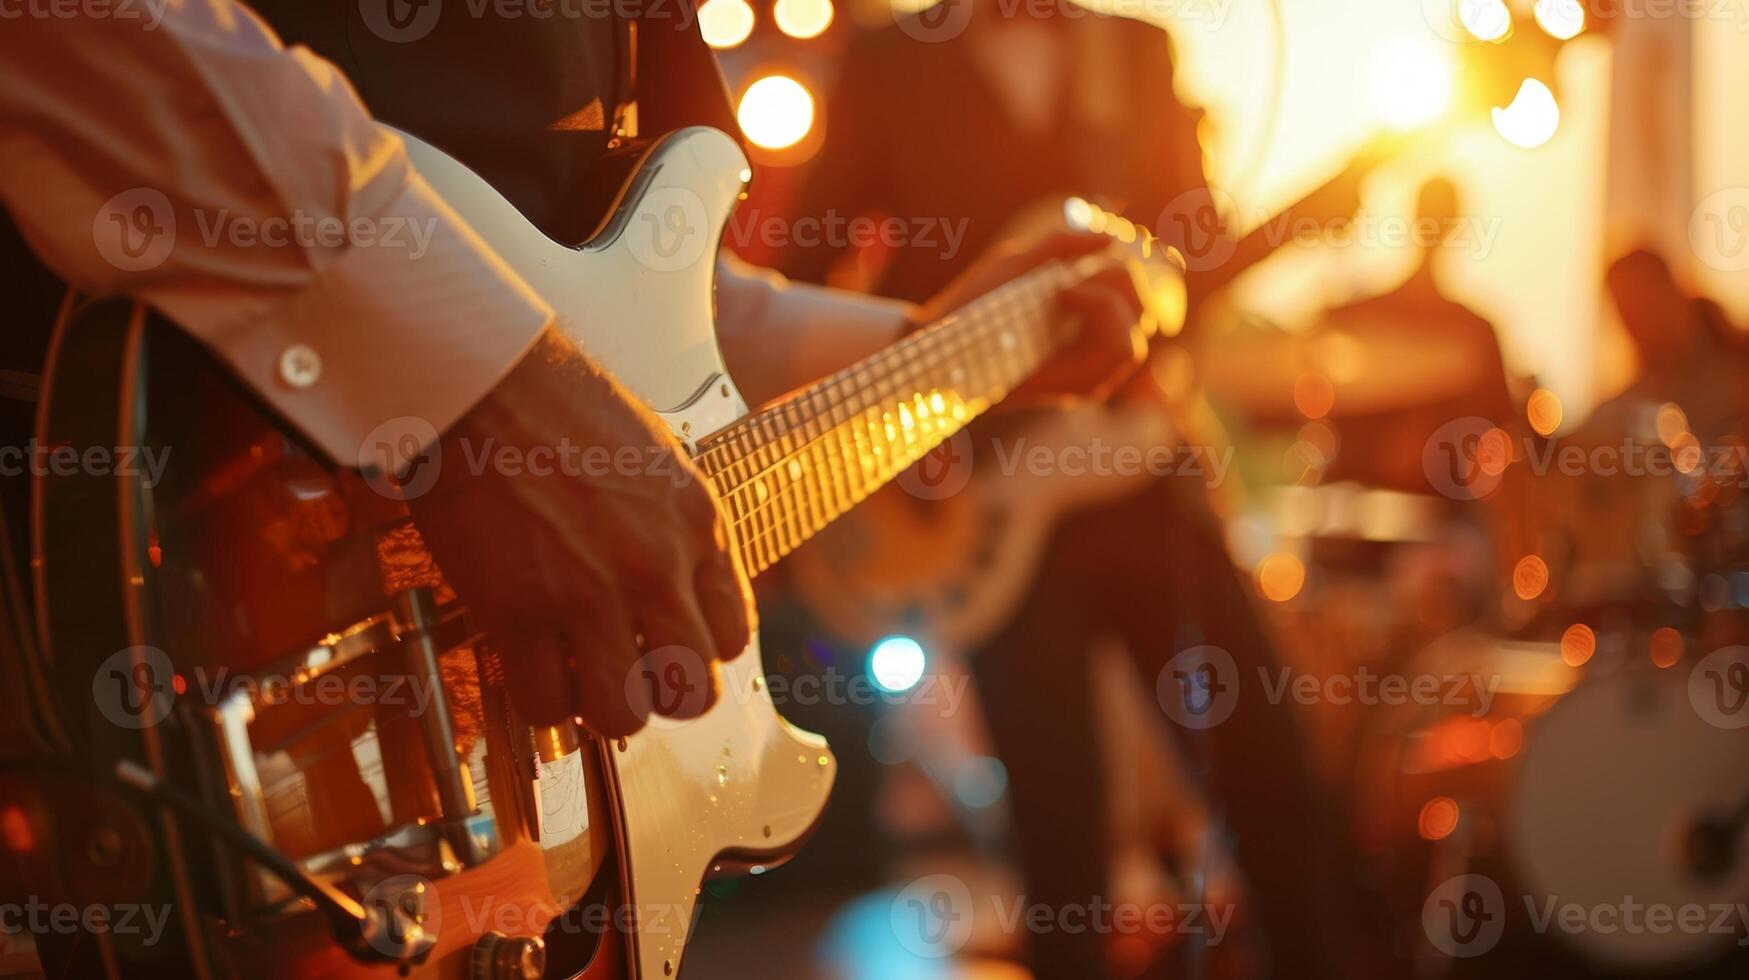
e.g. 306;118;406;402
278;344;322;388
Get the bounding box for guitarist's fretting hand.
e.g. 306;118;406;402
408;326;752;738
911;232;1150;402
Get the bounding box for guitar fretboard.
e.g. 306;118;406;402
695;259;1084;576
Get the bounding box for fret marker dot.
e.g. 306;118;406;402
788;459;802;480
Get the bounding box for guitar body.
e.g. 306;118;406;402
789;400;1174;652
30;127;832;978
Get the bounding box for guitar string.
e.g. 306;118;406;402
721;269;1063;563
719;270;1071;570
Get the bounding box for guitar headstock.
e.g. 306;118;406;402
1063;196;1189;340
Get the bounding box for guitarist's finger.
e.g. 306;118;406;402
697;546;755;663
495;626;577;728
566;597;646;738
633;586;721;721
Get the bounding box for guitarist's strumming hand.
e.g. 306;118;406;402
408;326;752;738
409;234;1147;739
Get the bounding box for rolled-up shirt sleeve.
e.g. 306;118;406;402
0;0;553;466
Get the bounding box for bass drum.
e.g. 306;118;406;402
1354;632;1749;978
1509;661;1749;973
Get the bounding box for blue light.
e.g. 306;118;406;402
869;635;927;694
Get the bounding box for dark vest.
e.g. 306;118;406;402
254;0;741;242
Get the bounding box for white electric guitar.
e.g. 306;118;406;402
27;125;1184;978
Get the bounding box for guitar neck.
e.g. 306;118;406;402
695;259;1084;576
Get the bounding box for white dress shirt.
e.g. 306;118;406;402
0;0;555;465
0;0;911;467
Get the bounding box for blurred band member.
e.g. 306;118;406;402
780;4;1343;977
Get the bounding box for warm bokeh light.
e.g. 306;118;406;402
1418;796;1461;840
1489;718;1524;759
1293;372;1335;420
1670;431;1704;474
869;635;926;693
1460;0;1512;41
1560;623;1596;667
698;0;755;49
1533;0;1585;40
1649;627;1683;668
775;0;833;39
1493;78;1561;148
738;74;816;151
1;805;33;853
1513;554;1549;600
1257;553;1307;602
1368;38;1455;130
1527;387;1563;435
1656;403;1690;447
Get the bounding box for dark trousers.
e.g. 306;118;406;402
970;475;1345;980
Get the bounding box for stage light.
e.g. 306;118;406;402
1533;0;1585;40
1369;38;1455;130
699;0;755;49
775;0;833;39
869;635;926;693
1493;78;1560;148
738;74;815;151
1460;0;1512;42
